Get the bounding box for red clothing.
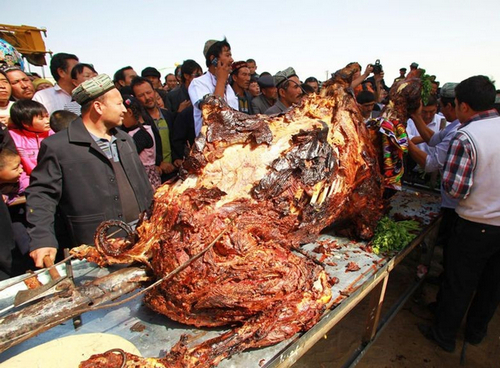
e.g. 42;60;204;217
8;128;54;191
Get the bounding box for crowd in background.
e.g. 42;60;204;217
1;38;500;359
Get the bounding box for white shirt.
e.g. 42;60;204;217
188;72;238;136
64;101;82;115
0;101;14;127
33;84;72;115
406;113;448;156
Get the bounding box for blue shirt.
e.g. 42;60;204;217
425;119;461;209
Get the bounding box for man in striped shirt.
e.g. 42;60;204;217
419;76;500;353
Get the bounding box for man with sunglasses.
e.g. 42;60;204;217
264;67;302;115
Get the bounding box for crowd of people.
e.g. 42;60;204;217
1;37;500;359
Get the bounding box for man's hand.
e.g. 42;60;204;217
0;116;9;128
30;247;57;268
410;101;423;121
411;136;425;145
173;159;183;168
410;102;434;144
177;100;192;113
214;59;232;84
374;71;385;83
363;64;374;77
160;161;176;174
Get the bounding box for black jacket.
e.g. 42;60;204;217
166;84;190;114
26;118;154;250
171;105;196;161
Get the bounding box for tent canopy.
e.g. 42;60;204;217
0;24;51;66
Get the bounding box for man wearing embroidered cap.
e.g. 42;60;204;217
26;74;153;268
188;38;238;135
264;67;302;115
230;61;254;114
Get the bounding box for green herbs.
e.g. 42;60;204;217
420;71;433;105
371;216;420;255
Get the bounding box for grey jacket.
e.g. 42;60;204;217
251;94;274;115
264;99;290;115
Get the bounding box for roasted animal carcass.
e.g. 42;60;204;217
74;64;387;367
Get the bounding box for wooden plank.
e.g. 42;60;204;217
362;275;389;343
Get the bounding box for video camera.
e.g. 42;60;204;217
372;59;383;74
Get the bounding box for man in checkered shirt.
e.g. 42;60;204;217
419;76;500;353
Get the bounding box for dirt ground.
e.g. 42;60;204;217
292;244;500;368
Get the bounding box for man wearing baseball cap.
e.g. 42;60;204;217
27;74;153;268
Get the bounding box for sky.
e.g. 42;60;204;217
3;0;500;87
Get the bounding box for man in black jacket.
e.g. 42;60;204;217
27;74;153;268
166;59;202;114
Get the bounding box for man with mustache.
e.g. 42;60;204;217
5;67;35;101
26;74;153;268
131;76;175;181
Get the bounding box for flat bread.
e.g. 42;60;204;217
1;333;141;368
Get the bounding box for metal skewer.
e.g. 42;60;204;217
88;226;229;312
0;254;75;294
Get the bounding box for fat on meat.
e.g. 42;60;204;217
73;63;425;368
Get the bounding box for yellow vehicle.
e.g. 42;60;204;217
0;23;51;72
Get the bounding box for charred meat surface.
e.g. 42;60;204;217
75;63;390;367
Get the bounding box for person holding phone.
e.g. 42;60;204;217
188;38;238;136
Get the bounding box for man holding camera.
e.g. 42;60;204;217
365;60;389;100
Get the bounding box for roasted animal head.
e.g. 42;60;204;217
74;64;387;367
383;69;424;123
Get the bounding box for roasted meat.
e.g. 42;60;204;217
75;63;389;367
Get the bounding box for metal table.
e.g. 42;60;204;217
0;189;441;367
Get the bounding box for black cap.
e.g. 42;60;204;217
141;67;161;79
257;75;275;89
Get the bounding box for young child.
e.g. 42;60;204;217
121;95;162;190
8;100;54;192
50;110;78;132
0;146;29;278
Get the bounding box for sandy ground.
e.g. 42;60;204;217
292;244;500;368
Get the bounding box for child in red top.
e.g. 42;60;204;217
8;100;54;192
